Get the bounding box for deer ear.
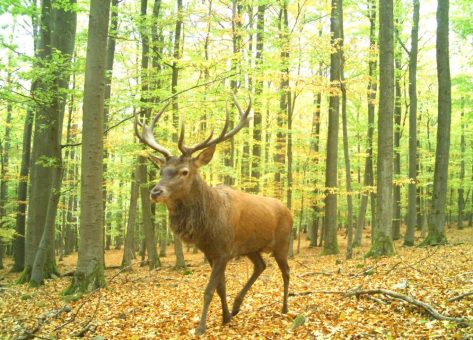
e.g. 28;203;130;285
148;155;166;168
193;144;216;168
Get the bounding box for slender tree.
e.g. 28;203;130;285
171;0;187;268
65;0;111;294
392;41;402;241
457;98;465;229
404;0;420;246
338;0;353;259
323;0;342;255
18;0;77;283
103;0;119;251
354;0;377;248
422;0;451;245
136;0;160;270
367;0;395;257
250;3;265;194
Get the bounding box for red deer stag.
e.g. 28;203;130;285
134;94;292;335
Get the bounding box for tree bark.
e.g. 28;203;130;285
171;0;187;269
422;0;451;245
103;0;119;252
250;4;265;194
137;157;160;269
457;97;465;229
0;73;13;269
19;0;77;282
323;0;342;255
13;0;38;272
122;172;138;268
392;45;402;241
354;0;377;248
367;0;395;257
404;0;420;246
338;2;352;259
65;0;111;294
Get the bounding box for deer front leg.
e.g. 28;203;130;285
196;257;228;336
208;258;231;324
217;273;231;324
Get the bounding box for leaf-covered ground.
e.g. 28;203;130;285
1;227;472;339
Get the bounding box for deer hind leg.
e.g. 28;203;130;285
196;257;228;336
275;257;289;314
231;252;266;316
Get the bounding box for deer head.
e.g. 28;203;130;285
134;93;252;203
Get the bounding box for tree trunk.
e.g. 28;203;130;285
392;45;402;241
65;0;111;294
354;0;377;248
0;74;13;270
103;0;118;253
404;0;420;246
323;0;342;255
170;0;187;269
274;2;289;200
122;172;138;268
367;0;395;257
337;0;352;259
19;0;77;282
309;89;322;248
30;166;63;286
457;97;465;229
136;0;161;270
250;4;265;194
12;107;34;272
137;157;160;269
422;0;451;246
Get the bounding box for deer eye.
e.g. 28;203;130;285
180;169;189;176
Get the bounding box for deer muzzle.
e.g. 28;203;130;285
150;185;167;202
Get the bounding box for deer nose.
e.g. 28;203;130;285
150;186;164;199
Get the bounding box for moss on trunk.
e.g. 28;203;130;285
366;232;395;258
63;265;106;295
419;230;448;246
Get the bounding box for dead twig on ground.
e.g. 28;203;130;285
17;305;72;340
448;291;473;302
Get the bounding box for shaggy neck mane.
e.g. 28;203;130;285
169;175;220;244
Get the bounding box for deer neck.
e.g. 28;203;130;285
167;175;217;243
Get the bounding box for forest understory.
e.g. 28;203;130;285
1;226;472;339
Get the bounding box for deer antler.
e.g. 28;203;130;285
134;101;173;159
178;93;252;156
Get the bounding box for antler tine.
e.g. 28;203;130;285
178;119;189;155
135;102;173;159
178;115;216;156
212;93;252;142
176;94;251;157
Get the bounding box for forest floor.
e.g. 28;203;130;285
1;226;473;339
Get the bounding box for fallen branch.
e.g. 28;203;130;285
345;289;468;326
291;288;470;327
448;291;473;302
298;271;334;278
18;305;71;340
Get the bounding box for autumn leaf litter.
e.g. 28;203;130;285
1;228;472;339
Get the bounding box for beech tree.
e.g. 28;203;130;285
422;0;452;245
367;0;395;257
65;0;111;294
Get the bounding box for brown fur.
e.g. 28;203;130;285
150;147;292;335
